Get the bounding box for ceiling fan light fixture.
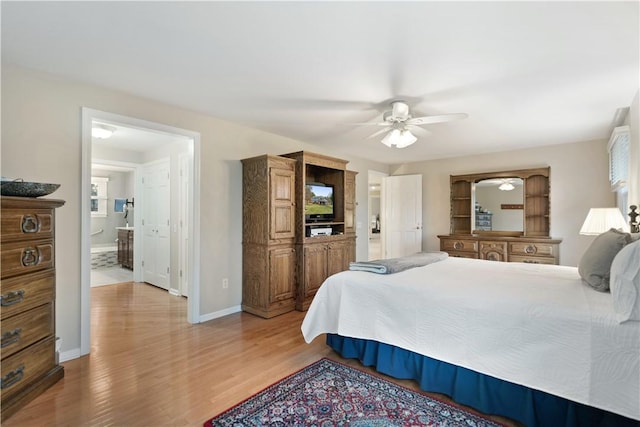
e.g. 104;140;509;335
381;128;417;148
92;124;117;139
499;182;515;191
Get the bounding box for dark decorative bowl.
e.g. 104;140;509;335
1;180;61;197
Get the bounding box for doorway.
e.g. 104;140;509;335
368;171;387;260
90;162;137;288
81;108;201;357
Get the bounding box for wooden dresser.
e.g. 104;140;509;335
438;235;562;264
1;196;65;421
441;167;562;265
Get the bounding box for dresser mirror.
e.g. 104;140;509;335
474;178;524;232
449;167;550;237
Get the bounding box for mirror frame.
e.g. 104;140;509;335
449;167;550;237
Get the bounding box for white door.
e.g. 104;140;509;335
142;160;171;289
382;174;422;259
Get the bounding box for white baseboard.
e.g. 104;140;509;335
60;348;82;363
199;305;241;323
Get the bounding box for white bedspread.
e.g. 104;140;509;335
301;257;640;421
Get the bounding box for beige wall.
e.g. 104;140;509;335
3;64;633;357
394;139;616;266
1;65;388;355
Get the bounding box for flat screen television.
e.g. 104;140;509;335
305;183;334;222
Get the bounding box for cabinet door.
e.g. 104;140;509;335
344;171;356;234
269;168;295;240
327;240;351;276
117;230;127;265
303;243;328;298
269;247;296;303
126;231;134;269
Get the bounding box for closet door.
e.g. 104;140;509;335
142;160;171;290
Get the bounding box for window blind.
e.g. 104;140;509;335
608;126;630;190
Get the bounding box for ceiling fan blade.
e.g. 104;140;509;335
407;113;468;125
366;127;393;139
348;122;390;126
405;125;431;137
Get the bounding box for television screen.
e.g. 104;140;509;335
305;183;334;221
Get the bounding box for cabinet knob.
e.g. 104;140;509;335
1;365;25;390
21;248;40;267
1;328;22;348
21;214;40;233
0;289;25;307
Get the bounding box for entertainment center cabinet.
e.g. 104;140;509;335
241;151;356;317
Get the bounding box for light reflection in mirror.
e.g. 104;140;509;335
473;178;524;232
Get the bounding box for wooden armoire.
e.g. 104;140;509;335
241;151;356;318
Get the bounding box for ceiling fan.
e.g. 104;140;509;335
354;100;467;148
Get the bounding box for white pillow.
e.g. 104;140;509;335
610;239;640;323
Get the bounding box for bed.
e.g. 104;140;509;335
301;239;640;427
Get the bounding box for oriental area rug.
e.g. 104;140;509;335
204;358;505;426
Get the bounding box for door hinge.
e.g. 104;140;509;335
167;267;170;274
142;260;145;267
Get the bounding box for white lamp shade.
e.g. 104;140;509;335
579;208;629;235
381;129;417;148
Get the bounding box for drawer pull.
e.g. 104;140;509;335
0;289;25;307
453;241;463;250
21;214;40;233
1;365;25;389
21;248;41;267
525;245;536;254
523;259;540;264
1;328;22;348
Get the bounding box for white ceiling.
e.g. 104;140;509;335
2;2;638;164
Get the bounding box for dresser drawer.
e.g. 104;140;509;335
479;240;508;262
1;303;53;360
440;238;478;253
1;270;55;320
1;335;55;400
0;209;54;243
509;242;557;257
509;255;557;265
1;240;54;279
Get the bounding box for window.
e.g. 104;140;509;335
91;177;109;217
609;126;630;190
608;126;630;213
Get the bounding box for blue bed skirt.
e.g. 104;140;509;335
326;334;639;427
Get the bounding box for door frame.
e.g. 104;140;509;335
81;108;201;356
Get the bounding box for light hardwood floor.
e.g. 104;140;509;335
4;282;519;426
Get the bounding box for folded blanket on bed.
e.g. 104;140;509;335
349;251;448;274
